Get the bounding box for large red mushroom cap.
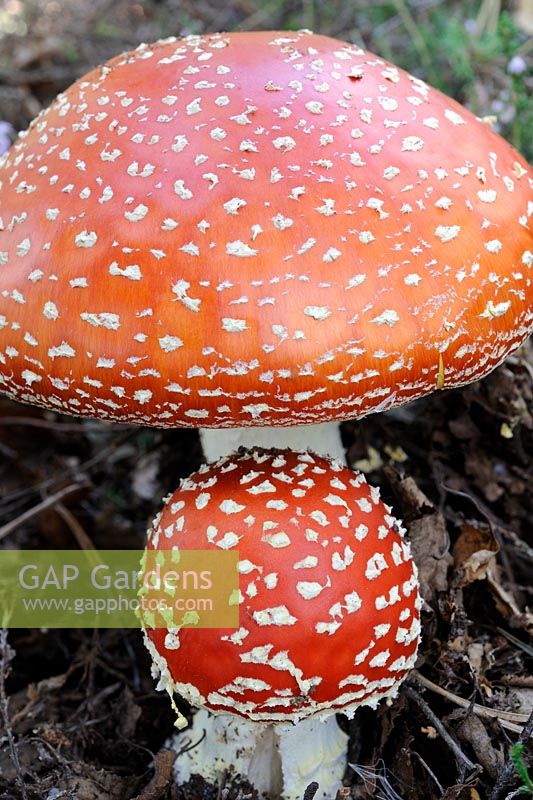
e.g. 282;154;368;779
0;31;531;426
145;448;421;722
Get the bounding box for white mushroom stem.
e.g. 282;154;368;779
175;709;349;800
170;423;349;798
199;421;346;463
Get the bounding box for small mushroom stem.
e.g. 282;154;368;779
176;709;348;800
175;425;348;796
199;421;346;463
247;723;283;797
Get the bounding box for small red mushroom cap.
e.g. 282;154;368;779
1;31;531;426
145;448;421;722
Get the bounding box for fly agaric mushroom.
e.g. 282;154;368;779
0;31;531;461
143;448;421;799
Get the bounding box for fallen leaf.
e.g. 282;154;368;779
409;511;452;602
385;468;452;604
132;749;177;800
452;523;498;586
453;712;503;780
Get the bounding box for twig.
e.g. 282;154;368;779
0;482;88;541
502;676;533;688
303;783;319;800
486;570;533;634
178;729;206;756
0;630;29;800
499;527;533;564
413;672;528;733
410;750;444;794
490;710;533;800
404;685;479;777
55;502;96;550
496;627;533;658
440;482;501;534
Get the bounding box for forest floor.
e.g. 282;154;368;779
0;1;532;799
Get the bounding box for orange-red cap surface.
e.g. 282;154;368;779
145;448;421;721
0;31;531;426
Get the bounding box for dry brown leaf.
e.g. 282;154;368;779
452;523;498;586
409;511;452;602
132;749;177;800
385;469;453;604
453;712;503;780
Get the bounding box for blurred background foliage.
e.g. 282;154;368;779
0;0;531;160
